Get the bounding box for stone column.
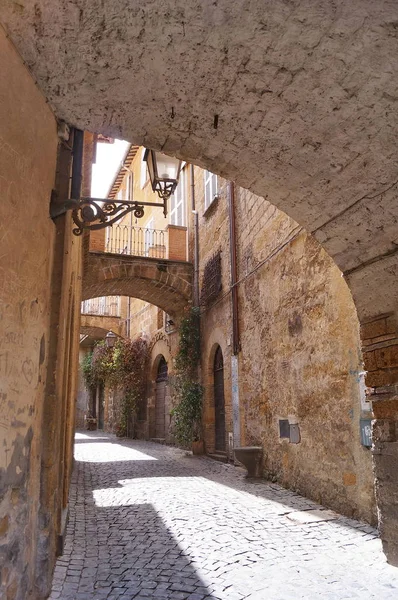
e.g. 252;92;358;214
361;313;398;566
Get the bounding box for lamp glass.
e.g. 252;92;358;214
105;331;117;348
154;152;181;180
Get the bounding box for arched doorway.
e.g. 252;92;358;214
155;356;168;439
214;346;226;452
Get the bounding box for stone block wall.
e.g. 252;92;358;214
194;169;376;524
361;312;398;564
362;314;398;389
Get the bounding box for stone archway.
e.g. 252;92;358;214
146;337;173;441
82;253;193;318
2;0;398;564
2;1;398;325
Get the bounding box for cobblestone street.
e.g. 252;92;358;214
49;432;398;600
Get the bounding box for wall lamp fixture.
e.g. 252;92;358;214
105;331;118;348
50;129;182;236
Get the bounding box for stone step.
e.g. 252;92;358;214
207;451;229;463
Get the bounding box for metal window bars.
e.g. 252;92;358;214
104;224;166;259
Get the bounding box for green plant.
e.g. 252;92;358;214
112;338;148;437
81;351;96;390
174;306;201;374
171;380;203;445
80;337;148;437
91;341;116;385
171;307;203;447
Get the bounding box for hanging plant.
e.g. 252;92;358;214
171;379;203;445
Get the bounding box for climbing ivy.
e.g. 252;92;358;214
174;306;201;374
171;307;203;446
81;350;96;390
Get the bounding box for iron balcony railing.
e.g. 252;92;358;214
105;224;166;259
81;296;121;317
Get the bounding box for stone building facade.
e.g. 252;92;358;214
195;175;375;524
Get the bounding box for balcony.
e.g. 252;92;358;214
81;296;121;317
89;223;187;262
105;225;166;259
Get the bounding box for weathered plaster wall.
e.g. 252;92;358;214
128;299;159;340
0;27;58;600
196;172;376;524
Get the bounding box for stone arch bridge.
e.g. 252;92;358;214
82;251;193;318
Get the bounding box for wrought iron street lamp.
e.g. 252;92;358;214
144;149;182;216
50;129;183;235
105;331;117;349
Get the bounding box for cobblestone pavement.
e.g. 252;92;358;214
50;432;398;600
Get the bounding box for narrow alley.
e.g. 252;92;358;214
49;433;398;600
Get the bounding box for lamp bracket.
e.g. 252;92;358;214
50;195;168;236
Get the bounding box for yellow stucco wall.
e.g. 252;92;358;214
0;26;59;599
0;28;84;599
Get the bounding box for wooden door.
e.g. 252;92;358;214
155;357;168;438
214;346;226;452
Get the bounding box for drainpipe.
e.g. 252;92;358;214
228;182;240;355
190;164;200;307
121;164;133;337
228;181;241;448
128;171;133;338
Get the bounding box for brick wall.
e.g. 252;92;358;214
167;225;187;261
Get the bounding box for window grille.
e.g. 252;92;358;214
200;251;222;306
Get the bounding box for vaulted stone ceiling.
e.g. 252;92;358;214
2;0;398;319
